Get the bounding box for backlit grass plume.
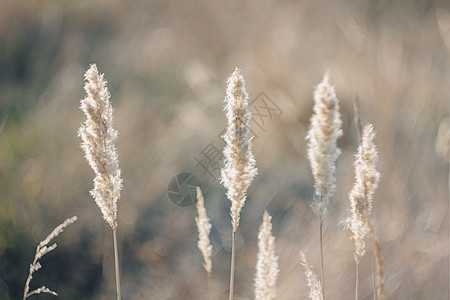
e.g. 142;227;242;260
78;64;122;300
221;68;257;233
346;124;380;262
299;251;323;300
221;68;257;300
254;211;279;300
306;73;342;299
78;64;122;230
23;216;77;300
345;124;381;300
195;187;212;275
306;73;343;217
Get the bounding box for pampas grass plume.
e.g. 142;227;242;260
195;187;212;274
299;251;323;300
78;64;122;229
79;64;122;300
306;73;342;216
221;67;257;233
254;211;279;300
346;124;381;262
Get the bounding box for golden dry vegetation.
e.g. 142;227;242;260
0;0;449;299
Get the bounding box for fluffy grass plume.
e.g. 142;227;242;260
306;73;342;216
221;68;257;300
23;216;77;300
346;124;381;262
195;187;212;274
306;73;342;299
78;64;122;230
221;67;257;233
254;211;279;300
79;64;122;300
299;251;323;300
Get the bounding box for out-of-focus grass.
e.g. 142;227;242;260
0;0;448;299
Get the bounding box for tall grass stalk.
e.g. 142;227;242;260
221;68;257;300
79;64;123;300
306;74;343;299
346;124;381;300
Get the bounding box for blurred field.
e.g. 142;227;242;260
0;0;449;299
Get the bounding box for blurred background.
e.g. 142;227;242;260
0;0;449;299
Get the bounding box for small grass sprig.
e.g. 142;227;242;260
23;216;77;300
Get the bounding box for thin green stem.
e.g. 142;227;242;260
113;228;121;300
229;230;236;300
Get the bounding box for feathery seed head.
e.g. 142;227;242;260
299;251;323;300
306;74;343;217
195;187;213;274
221;68;257;232
255;211;279;300
347;124;381;262
79;64;122;229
